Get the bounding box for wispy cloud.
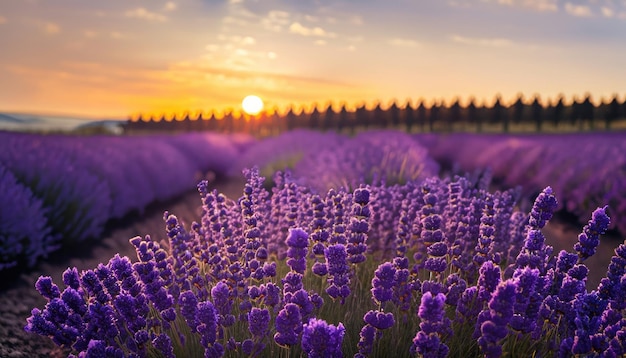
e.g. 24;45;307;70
601;6;614;18
124;8;168;22
451;34;513;47
0;15;6;24
289;22;337;38
564;3;593;17
163;2;177;12
261;10;291;32
485;0;558;12
43;22;60;34
388;38;420;48
110;31;126;40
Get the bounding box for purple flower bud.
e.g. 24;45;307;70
356;324;377;356
35;276;61;300
418;291;446;330
248;307;270;337
301;318;345;357
62;267;81;290
371;262;396;304
263;283;281;307
574;206;610;262
274;303;302;347
153;333;175;358
528;187;558;229
312;262;328;276
196;301;219;352
363;310;395;330
427;242;448;257
353;188;370;205
178;290;198;331
477;280;517;357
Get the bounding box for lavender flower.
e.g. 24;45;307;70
286;227;309;274
301;318;345;358
411;292;449;357
371;262;397;306
325;244;351;302
274;303;302;347
574;206;610;262
196;301;224;357
347;187;370;264
478;280;517;358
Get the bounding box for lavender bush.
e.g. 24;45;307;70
419;132;626;233
294;130;440;193
229;129;344;180
0;131;247;270
25;168;625;357
0;164;55;270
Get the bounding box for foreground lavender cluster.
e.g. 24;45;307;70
26;168;625;357
0;131;250;270
421;131;626;234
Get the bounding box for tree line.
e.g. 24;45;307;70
123;93;626;135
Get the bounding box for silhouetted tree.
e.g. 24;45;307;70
389;100;400;129
309;105;320;129
605;94;621;130
284;107;297;131
338;104;349;133
512;93;525;125
551;94;565;129
466;97;478;132
355;103;369;130
449;98;461;132
581;94;594;130
404;99;415;132
372;102;384;129
492;95;506;131
417;100;427;132
321;103;335;131
428;101;439;132
530;95;543;132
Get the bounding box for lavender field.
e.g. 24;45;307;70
2;129;626;357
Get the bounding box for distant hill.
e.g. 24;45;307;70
0;113;40;124
0;112;124;133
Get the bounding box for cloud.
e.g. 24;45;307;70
124;8;168;22
601;6;614;18
163;2;177;11
83;30;98;38
388;38;420;48
451;34;513;47
110;31;126;39
261;10;290;32
289;22;336;38
564;2;593;17
0;15;6;24
43;22;60;34
314;39;327;46
485;0;558;12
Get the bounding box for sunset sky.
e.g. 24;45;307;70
1;0;626;119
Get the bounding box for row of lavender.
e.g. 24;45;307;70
0;131;252;270
231;129;626;234
416;132;626;233
26;168;625;357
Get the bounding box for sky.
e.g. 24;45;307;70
1;0;626;119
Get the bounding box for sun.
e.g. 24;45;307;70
242;95;264;116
